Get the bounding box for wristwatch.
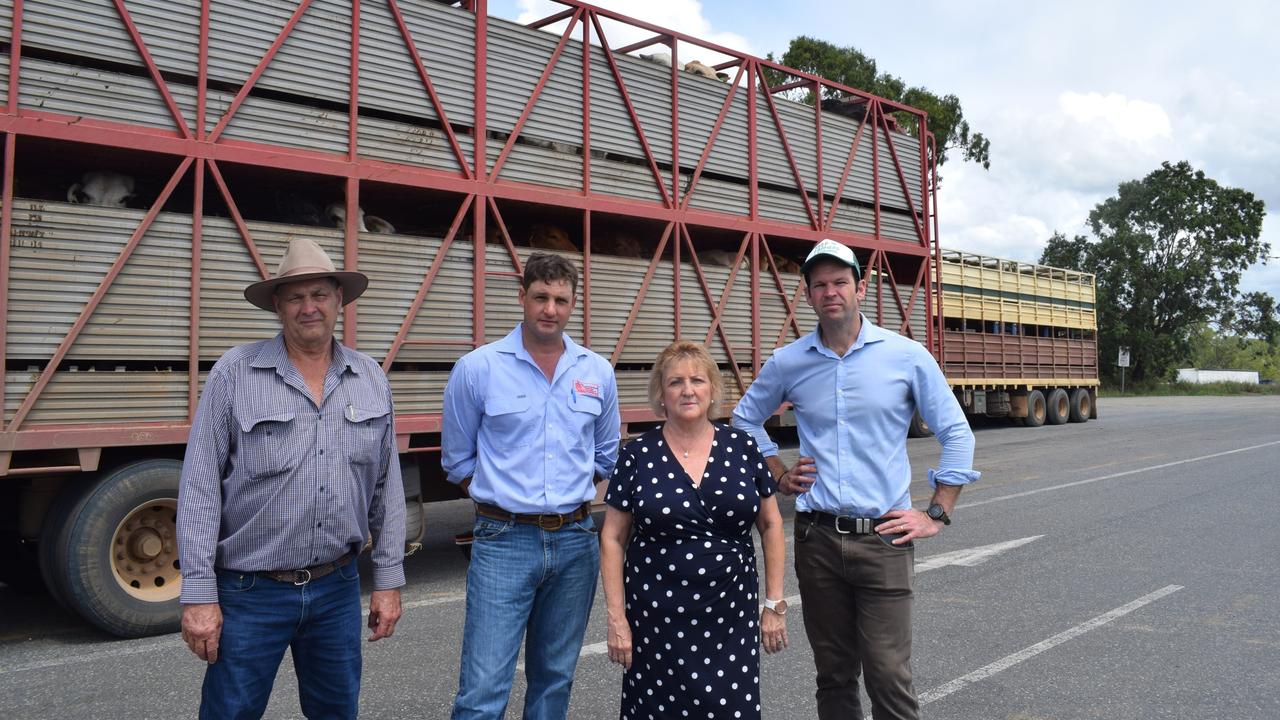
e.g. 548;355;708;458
763;597;788;616
926;503;951;526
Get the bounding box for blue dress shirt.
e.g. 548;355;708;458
441;324;621;514
732;316;979;517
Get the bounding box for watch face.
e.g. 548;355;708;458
928;505;943;519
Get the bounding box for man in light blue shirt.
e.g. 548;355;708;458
733;239;979;720
443;252;620;720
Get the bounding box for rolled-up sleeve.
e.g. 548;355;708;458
177;368;232;605
912;348;981;488
731;355;786;457
368;381;407;591
441;358;480;484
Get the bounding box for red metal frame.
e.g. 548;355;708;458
0;0;939;464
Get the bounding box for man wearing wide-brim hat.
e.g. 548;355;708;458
177;236;406;719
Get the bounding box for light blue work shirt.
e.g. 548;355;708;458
732;316;979;517
442;324;621;514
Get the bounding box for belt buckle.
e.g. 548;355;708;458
539;513;565;531
293;568;312;586
832;515;852;534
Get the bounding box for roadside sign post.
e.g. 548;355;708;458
1118;347;1131;393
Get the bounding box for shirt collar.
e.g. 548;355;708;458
500;323;590;363
250;333;361;375
805;314;886;358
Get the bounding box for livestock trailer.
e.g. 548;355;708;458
0;0;1093;637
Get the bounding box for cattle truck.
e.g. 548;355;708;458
0;0;1096;637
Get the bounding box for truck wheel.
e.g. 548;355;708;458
907;410;933;438
1023;390;1047;428
1045;388;1069;425
38;460;182;637
400;456;425;546
1069;388;1092;423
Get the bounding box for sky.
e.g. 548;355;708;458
489;0;1280;301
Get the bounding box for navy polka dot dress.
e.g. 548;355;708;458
605;424;777;720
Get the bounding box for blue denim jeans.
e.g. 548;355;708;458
451;515;600;720
199;557;362;720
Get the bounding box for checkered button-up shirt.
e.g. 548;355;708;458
177;334;406;604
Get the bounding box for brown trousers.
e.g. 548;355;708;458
795;516;918;720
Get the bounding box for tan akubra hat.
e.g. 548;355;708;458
243;236;369;312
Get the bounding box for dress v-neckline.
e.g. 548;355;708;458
668;425;715;491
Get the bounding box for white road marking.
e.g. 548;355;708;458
914;535;1043;573
396;592;468;612
961;440;1280;510
581;535;1044;662
915;584;1184;708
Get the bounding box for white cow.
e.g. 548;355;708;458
67;171;136;207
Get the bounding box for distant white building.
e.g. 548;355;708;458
1176;368;1260;384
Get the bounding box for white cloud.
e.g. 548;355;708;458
1058;92;1172;143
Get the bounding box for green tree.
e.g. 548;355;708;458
764;37;990;172
1038;161;1268;383
1223;291;1280;346
1040;231;1091;271
1187;325;1280;381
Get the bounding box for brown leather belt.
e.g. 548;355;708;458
256;551;356;586
797;511;894;535
475;502;590;531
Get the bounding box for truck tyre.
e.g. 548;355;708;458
1069;388;1092;423
400;456;425;546
1023;390;1047;428
1045;388;1069;425
38;460;182;637
907;410;933;438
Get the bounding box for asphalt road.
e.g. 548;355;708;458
2;395;1278;719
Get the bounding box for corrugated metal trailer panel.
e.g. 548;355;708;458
4;370;188;425
684;174;750;219
587;46;668;164
197;217;348;358
488;137;584;192
10;0;925;222
854;270;929;341
359;0;477;127
942;333;1099;381
17;57;198;134
486;15;584;148
4;201;360;363
7;201;192;361
357;116;477;174
2;358;759;429
357;235;477;364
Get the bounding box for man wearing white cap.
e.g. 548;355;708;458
177;236;406;719
733;238;979;720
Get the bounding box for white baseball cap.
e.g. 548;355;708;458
801;238;862;280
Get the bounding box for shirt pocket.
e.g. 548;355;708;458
568;394;603;446
235;411;300;479
344;403;391;467
483;394;532;444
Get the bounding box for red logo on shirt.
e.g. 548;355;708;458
574;380;601;398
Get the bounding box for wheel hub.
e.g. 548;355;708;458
112;499;180;602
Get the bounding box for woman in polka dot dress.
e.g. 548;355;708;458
601;341;788;719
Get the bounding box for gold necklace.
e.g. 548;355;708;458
666;423;711;459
